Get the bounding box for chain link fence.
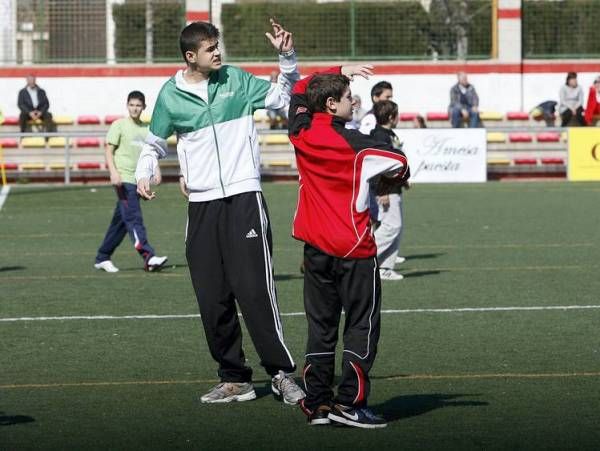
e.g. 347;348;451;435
523;0;600;59
220;0;492;61
1;0;600;65
1;0;184;64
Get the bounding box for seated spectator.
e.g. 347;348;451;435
266;71;289;129
449;72;481;128
559;72;585;127
584;75;600;125
530;100;557;127
18;75;56;134
346;94;366;130
359;81;393;134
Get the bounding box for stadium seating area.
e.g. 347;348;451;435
0;109;576;181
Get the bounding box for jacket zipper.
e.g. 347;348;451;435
176;78;226;197
248;135;256;168
206;102;226;197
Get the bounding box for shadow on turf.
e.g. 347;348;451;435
115;264;188;272
403;270;445;278
0;413;35;426
0;265;26;272
372;393;488;422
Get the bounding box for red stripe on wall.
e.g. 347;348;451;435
498;8;521;19
1;61;600;78
186;11;209;22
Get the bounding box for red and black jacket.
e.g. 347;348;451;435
289;67;410;259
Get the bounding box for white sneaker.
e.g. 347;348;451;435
145;255;168;272
94;260;119;273
271;371;306;405
395;256;406;265
200;382;256;403
379;269;404;280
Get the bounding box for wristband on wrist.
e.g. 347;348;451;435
279;48;295;57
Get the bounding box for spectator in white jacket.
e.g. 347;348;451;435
559;72;586;127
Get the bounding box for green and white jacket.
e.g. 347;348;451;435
135;53;299;202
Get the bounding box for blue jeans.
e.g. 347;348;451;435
450;107;480;128
96;183;155;264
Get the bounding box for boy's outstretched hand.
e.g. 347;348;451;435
265;18;293;53
341;64;374;81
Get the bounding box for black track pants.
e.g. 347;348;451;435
302;244;381;410
186;191;296;382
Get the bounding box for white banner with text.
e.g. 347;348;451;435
395;128;487;183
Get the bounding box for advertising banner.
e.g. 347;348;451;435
568;128;600;181
395;128;487;183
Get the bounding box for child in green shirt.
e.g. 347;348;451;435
95;91;167;272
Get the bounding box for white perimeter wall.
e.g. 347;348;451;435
1;71;599;117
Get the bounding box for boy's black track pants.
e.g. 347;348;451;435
302;243;382;410
186;191;296;382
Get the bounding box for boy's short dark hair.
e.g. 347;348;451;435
307;74;350;113
127;90;145;105
180;21;220;63
373;100;398;125
370;81;392;100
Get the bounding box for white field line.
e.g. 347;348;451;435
3;371;600;390
2;305;600;322
0;185;10;211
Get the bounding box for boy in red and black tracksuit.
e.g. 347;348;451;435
289;66;409;428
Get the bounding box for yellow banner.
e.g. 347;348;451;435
568;128;600;181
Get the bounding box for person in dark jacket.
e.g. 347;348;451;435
449;72;481;128
530;100;557;127
17;75;56;133
370;100;408;281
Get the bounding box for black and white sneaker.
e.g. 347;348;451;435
300;400;331;426
145;255;168;272
328;404;387;429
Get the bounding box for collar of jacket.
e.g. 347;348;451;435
373;124;395;136
312;112;347;127
174;68;223;104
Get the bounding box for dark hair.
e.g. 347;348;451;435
566;72;577;85
307;74;350;113
415;114;427;128
370;81;393;101
373;100;398;125
127;90;145;105
180;21;220;63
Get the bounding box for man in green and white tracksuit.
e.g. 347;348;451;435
136;20;305;404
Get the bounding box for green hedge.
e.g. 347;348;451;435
429;0;492;58
524;0;600;58
222;1;431;60
113;1;184;62
221;1;492;61
110;0;600;62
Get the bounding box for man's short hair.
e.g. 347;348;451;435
180;21;220;63
373;100;398;125
370;81;393;100
127;90;145;105
307;74;350;113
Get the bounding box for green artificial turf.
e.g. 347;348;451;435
1;181;600;450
